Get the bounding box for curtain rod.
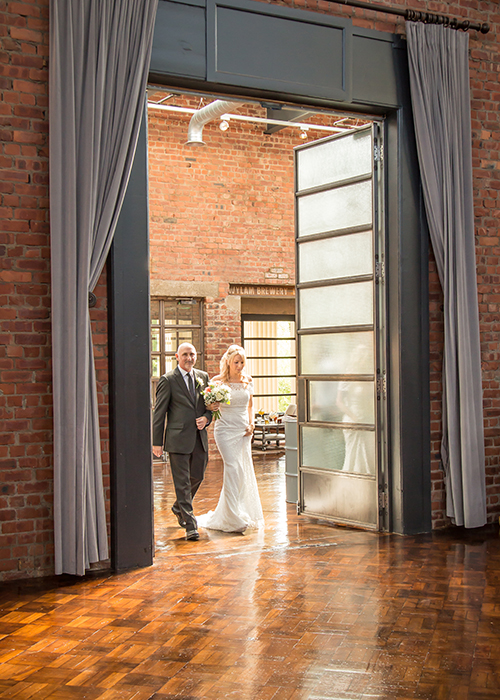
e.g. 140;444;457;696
331;0;490;34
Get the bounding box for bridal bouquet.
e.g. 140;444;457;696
202;381;231;420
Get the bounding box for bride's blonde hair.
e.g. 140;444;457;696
219;344;252;385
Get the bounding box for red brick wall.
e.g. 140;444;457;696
0;0;52;580
148;95;301;377
0;0;110;581
1;0;499;581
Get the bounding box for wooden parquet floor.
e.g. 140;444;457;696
1;450;500;699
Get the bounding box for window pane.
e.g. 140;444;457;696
252;376;296;398
163;300;177;326
309;380;375;424
177;301;200;325
244;320;295;338
152;356;160;377
245;339;295;357
178;329;201;350
298;231;373;284
299;282;373;329
243;317;297;417
165;355;177;373
297;180;372;238
151;329;160;352
153;299;205;376
297;129;372;191
190;302;201;325
247;357;295;377
151;300;160;325
165;331;176;352
177;330;192;346
301;425;375;474
300;332;374;375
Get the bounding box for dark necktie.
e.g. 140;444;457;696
187;372;195;400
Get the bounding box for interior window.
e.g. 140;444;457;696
151;298;204;403
242;316;296;414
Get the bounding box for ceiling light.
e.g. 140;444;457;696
219;119;229;131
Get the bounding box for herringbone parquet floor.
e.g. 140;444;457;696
1;449;499;699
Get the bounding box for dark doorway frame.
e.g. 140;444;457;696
108;0;431;571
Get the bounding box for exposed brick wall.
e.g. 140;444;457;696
148;95;302;378
0;0;52;580
1;0;499;581
0;0;110;581
91;270;111;541
470;24;500;525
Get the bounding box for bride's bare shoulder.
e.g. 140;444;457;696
211;374;223;381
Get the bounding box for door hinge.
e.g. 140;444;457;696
374;143;384;162
378;489;387;513
375;260;385;282
376;372;387;400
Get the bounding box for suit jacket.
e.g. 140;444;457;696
152;366;212;454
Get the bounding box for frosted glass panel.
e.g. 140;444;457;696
302;425;376;474
298;231;373;283
310;381;375;424
297;129;372;191
299;282;373;329
300;332;374;375
297;180;372;238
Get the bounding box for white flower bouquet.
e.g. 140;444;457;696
202;381;231;420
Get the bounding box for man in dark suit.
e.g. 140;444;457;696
152;343;213;540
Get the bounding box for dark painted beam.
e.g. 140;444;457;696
108;112;154;571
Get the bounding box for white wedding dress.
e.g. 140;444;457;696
197;381;264;533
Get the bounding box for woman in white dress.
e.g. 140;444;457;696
197;345;264;533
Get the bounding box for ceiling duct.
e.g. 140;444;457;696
186;100;245;145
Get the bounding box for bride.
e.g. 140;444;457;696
197;345;264;533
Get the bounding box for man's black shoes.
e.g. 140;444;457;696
171;507;186;528
185;529;199;541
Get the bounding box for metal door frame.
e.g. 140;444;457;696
109;1;432;571
294;122;389;531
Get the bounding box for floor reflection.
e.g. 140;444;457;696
3;449;500;698
153;446;340;558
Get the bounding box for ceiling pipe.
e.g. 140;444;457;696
185;100;245;145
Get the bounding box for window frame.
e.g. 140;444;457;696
151;297;204;399
242;313;296;413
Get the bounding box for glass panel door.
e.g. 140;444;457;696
295;124;387;530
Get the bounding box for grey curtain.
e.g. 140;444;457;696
406;22;486;528
49;0;158;575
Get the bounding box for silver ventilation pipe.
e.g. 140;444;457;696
185;100;245;145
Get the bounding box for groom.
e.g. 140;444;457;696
152;343;212;540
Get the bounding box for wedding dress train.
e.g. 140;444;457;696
197;382;264;532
